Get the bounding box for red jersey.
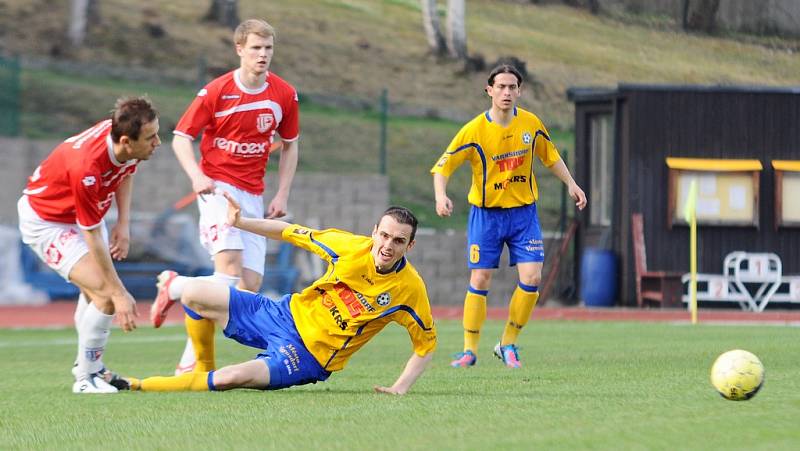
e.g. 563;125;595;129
174;69;300;194
23;120;138;229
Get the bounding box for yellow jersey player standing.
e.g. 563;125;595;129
124;194;436;394
431;64;586;369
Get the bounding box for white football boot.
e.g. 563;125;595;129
72;373;119;394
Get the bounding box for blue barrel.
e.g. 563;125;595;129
580;248;618;307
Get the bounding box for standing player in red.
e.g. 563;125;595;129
151;18;300;375
17;96;161;393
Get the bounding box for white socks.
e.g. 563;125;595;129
175;272;240;371
73;293;90;367
76;302;113;377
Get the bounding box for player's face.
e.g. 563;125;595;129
487;73;521;112
125;119;161;161
371;216;415;273
237;33;274;75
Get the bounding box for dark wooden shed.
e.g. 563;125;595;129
567;84;800;307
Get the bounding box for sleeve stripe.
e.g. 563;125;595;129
322;305;432;370
446;143;487;207
309;232;339;262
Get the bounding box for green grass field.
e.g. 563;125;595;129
1;320;798;450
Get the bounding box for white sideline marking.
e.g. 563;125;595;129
0;334;187;348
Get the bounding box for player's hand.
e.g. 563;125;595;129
109;223;130;260
569;182;588;211
373;385;407;395
435;196;453;217
222;191;242;226
266;194;288;219
111;291;138;332
191;173;217;199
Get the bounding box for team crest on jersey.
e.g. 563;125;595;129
522;131;532;144
257;113;274;133
376;291;391;307
82;176;96;186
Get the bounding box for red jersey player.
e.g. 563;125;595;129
17;96;161;393
153;19;300;375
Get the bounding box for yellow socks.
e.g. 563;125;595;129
501;283;539;345
462;288;488;352
184;311;216;372
133;371;213;392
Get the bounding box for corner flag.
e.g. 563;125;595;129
684;179;698;324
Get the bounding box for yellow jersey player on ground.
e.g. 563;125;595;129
125;193;436;394
431;64;586;369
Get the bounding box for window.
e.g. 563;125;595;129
589;114;613;226
773;160;800;228
666;158;762;227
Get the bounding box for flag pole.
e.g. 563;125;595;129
684;179;699;324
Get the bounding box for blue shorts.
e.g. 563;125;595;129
223;288;331;390
466;203;545;269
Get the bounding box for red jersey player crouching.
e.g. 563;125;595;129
124;194;436;394
18;97;161;393
154;18;301;375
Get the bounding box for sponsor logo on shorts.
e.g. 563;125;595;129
376;291;391;307
213;137;268;157
279;344;300;375
45;243;62;266
525;239;544;253
58;229;78;245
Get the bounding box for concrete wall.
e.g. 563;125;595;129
3;138;566;306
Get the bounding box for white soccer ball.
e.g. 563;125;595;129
710;349;764;401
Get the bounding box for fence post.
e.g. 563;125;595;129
196;56;207;90
560;148;568;233
0;55;21;136
379;88;388;175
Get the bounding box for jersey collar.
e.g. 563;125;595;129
234;69;269;95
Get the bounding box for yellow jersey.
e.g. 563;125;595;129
431;107;561;208
282;224;437;372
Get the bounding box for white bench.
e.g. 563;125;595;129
682;252;800;312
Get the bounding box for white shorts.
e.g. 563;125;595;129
198;180;266;275
17;195;109;282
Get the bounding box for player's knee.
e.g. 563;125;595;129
181;280;210;310
212;367;248;390
470;271;493;289
519;273;541;287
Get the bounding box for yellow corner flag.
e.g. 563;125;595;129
683;179;698;223
684;179;698;324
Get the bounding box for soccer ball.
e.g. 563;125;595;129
710;349;764;401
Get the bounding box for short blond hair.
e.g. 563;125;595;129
234;19;275;46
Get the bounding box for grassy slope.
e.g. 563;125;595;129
4;0;800;228
1;321;799;449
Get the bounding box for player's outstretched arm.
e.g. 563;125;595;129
433;173;453;217
172;134;215;197
374;352;434;395
82;227;138;331
223;191;290;240
266;139;298;219
547;159;588;211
